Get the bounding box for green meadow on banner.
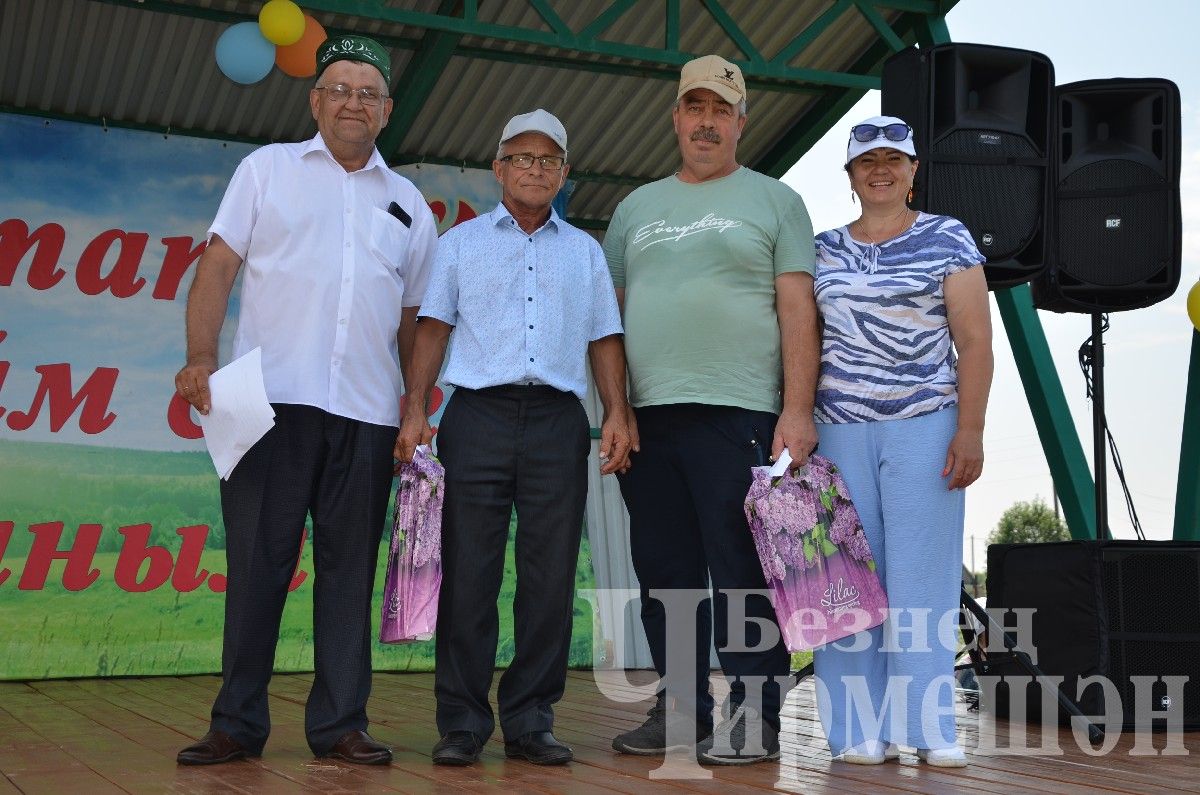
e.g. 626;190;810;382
0;114;594;679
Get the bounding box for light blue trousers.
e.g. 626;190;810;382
812;407;965;753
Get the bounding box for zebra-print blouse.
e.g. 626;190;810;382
813;212;983;424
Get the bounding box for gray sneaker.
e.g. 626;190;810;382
696;704;780;766
612;695;710;755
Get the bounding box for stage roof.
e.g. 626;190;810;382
0;0;959;228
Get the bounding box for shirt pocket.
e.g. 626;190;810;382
368;206;411;281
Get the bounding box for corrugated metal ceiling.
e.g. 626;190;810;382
0;0;956;226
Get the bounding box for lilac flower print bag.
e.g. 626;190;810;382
380;445;445;643
744;450;889;651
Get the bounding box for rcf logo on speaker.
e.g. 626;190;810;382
1106;216;1122;229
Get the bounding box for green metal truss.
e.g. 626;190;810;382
995;286;1097;540
297;0;955;166
756;8;938;178
84;0;946;184
91;0;959;167
374;0;462;159
294;0;943;92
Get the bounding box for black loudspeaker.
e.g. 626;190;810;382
985;540;1200;729
1032;79;1181;312
882;43;1054;289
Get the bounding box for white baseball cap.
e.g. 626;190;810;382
845;115;916;164
499;109;567;154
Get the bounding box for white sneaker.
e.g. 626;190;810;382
838;741;900;765
917;746;968;767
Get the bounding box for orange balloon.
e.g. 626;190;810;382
275;14;326;78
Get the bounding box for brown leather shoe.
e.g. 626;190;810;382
176;730;250;766
323;730;393;765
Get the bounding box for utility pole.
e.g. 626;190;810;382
970;535;978;596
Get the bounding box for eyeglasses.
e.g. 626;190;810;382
314;84;387;106
499;154;566;171
850;123;912;143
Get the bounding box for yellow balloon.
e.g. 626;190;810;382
259;0;305;46
1189;281;1200;332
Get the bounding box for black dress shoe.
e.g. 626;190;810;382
177;730;250;766
322;730;392;765
504;731;573;765
433;731;483;765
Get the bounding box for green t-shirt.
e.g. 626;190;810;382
604;167;815;414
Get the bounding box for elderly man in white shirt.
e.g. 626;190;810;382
396;109;633;767
173;35;437;767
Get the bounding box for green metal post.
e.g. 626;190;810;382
994;286;1097;539
375;0;463;161
1174;330;1200;540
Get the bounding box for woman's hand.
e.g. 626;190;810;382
943;427;984;489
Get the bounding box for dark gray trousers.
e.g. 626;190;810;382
211;403;395;755
433;385;590;742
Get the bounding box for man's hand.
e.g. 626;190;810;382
943;428;984;490
626;404;640;458
176;235;242;417
175;357;217;416
598;407;633;475
394;409;433;470
771;407;818;469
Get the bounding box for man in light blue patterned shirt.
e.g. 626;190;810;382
396;109;633;768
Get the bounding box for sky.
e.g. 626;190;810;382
782;0;1200;567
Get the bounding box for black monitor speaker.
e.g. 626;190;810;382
882;43;1054;289
1032;78;1181;313
985;540;1200;730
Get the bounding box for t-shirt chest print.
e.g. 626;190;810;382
631;213;743;250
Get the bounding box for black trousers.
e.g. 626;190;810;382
434;385;590;742
211;403;395;755
617;403;791;729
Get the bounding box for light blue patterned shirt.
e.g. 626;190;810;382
418;202;623;399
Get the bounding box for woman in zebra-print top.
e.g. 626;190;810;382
811;116;993;769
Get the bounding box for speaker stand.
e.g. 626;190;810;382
791;590;1104;744
956;587;1104;743
1089;312;1110;538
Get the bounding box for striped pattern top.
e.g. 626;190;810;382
813;212;983;424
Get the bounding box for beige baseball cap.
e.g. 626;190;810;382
677;54;745;105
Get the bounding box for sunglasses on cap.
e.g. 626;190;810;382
850;123;912;143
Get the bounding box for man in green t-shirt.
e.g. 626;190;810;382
603;54;819;766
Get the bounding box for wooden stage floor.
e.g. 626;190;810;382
1;670;1196;794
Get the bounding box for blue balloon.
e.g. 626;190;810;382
215;22;275;85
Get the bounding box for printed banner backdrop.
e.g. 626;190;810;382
0;115;595;679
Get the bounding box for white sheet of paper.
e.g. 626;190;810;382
197;347;276;480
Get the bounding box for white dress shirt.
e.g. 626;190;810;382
209;134;437;428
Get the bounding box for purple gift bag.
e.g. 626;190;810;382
380;445;445;644
744;453;888;652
